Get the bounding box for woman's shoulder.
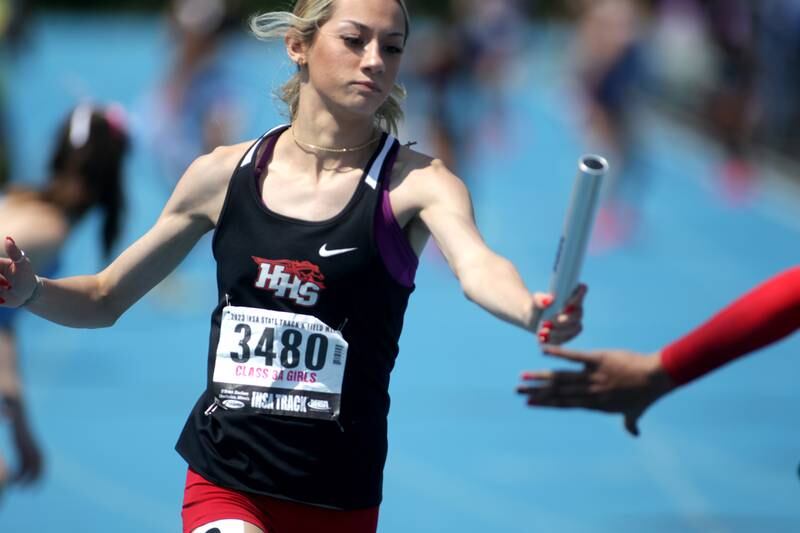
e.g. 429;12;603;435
387;143;470;218
179;140;257;190
193;140;255;175
392;143;464;192
167;140;259;221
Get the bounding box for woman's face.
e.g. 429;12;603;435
299;0;407;119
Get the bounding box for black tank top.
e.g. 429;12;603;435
175;126;413;509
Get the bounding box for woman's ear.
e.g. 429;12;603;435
285;31;307;67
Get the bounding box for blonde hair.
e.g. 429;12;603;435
250;0;410;135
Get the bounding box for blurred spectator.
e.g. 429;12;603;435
573;0;647;251
648;0;759;204
648;0;716;109
0;0;32;188
405;0;526;177
143;0;241;188
402;15;460;170
754;1;800;157
700;0;758;205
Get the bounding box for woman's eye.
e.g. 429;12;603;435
343;36;364;47
385;46;404;55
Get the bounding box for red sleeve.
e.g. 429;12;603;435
660;267;800;386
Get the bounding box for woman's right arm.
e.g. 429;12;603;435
0;145;242;328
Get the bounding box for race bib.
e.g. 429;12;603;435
211;306;348;421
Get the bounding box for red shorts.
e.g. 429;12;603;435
181;468;380;533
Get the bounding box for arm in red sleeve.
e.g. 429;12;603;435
660;267;800;386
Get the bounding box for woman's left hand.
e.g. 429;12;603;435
537;283;587;345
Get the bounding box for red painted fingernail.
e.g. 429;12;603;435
542;295;553;307
538;333;549;343
5;236;14;245
542;320;553;328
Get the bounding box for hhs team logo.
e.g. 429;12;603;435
252;257;326;306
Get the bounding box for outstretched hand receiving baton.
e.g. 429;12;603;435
517;345;675;436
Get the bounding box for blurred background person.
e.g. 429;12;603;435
404;0;527;180
401;14;460;171
753;1;800;159
699;0;758;205
143;0;241;189
449;0;527;155
0;0;32;189
572;0;648;251
0;103;129;496
648;0;759;205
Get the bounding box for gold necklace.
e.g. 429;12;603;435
291;126;380;153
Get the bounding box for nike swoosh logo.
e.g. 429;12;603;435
319;244;358;258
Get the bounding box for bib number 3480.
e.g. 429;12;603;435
230;323;328;371
212;306;348;420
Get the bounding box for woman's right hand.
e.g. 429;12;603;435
0;237;39;308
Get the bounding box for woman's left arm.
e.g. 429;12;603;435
411;158;585;344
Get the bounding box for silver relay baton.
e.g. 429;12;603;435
541;155;608;322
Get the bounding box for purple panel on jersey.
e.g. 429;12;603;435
255;127;286;175
375;154;418;288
